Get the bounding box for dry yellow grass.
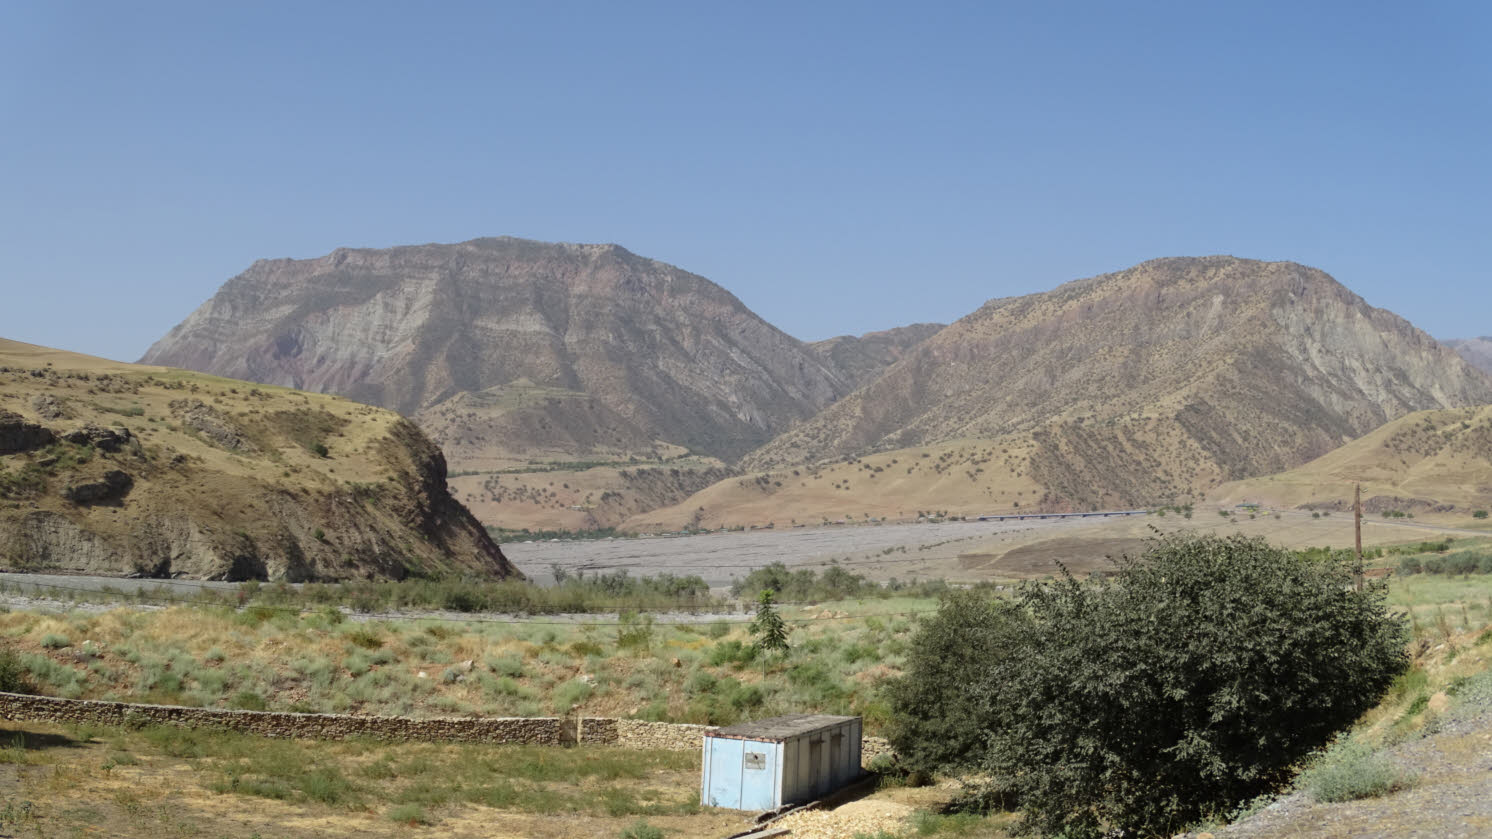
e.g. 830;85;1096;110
0;337;510;580
1209;405;1492;516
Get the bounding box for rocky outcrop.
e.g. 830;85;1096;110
0;411;53;453
30;395;66;420
141;237;851;462
59;425;132;452
62;470;133;504
169;400;258;452
0;338;520;582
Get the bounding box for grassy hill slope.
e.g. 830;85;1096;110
1209;405;1492;515
0;338;518;581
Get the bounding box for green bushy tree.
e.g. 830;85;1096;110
889;533;1408;838
750;589;790;677
884;590;1032;777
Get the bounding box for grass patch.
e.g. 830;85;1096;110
1300;738;1416;803
388;803;433;825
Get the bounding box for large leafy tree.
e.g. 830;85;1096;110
889;533;1408;838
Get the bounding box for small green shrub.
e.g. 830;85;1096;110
1474;510;1488;519
552;678;593;712
618;819;664;839
1300;738;1415;803
344;626;384;650
388;803;432;825
231;690;268;711
0;648;31;693
39;634;71;650
706;640;757;668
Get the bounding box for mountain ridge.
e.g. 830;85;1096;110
142;237;852;463
1446;337;1492;375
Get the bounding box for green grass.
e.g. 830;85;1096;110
1299;738;1416;803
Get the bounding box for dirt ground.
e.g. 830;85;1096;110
0;722;744;839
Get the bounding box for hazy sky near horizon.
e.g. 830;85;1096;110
2;1;1488;361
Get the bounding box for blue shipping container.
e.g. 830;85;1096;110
701;714;862;810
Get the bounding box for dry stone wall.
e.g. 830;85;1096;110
0;692;560;744
0;693;894;766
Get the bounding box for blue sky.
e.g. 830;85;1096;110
2;1;1488;361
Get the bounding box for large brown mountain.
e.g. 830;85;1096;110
721;257;1492;515
142;237;850;462
0;338;517;582
809;323;945;389
1446;337;1492;375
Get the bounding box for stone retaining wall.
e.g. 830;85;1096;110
614;718;717;751
0;693;894;766
0;692;561;744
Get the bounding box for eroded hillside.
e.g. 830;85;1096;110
141;237;850;463
1447;336;1492;376
0;339;517;581
726;258;1492;518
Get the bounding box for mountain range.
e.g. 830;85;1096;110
142;238;854;463
1447;337;1492;376
140;240;1492;530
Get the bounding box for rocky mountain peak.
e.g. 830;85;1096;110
142;237;850;462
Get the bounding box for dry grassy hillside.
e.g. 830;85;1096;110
0;339;516;581
739;257;1492;516
453;457;733;532
626;438;1049;530
1209;405;1492;515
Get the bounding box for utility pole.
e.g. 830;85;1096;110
1354;483;1364;591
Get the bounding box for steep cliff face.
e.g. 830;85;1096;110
721;257;1492;513
0;339;518;581
142;237;850;462
1446;337;1492;376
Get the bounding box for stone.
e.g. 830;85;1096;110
30;394;67;420
169;400;258;452
60;424;132;452
63;470;133;504
0;410;53;453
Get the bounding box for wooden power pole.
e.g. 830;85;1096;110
1354;483;1364;591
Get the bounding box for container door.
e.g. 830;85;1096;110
706;737;744;809
738;742;777;811
808;736;826;797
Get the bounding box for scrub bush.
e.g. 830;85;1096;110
889;533;1408;838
